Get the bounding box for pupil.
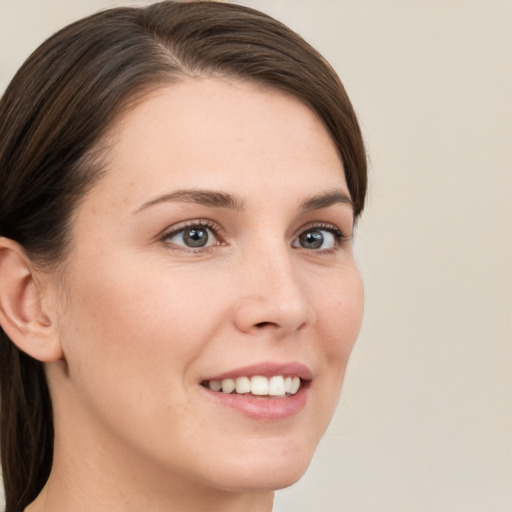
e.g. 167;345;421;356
184;227;208;247
301;230;323;249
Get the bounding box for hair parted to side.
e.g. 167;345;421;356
0;2;367;510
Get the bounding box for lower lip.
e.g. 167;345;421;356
201;382;310;420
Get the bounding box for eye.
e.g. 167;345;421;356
163;223;218;249
292;227;341;250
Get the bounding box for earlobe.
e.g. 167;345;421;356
0;237;63;362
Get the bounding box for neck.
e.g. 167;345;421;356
26;461;274;512
24;408;275;512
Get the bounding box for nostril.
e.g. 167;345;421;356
254;321;275;329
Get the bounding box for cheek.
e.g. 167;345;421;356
317;268;364;357
56;255;227;402
53;254;234;458
310;267;364;409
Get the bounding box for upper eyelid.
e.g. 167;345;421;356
161;219;222;238
294;221;348;239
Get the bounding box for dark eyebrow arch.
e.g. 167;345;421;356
299;190;354;212
134;189;246;213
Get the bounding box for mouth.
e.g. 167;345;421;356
200;375;302;397
199;362;312;420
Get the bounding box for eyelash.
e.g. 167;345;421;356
161;220;223;252
295;222;348;254
160;220;348;253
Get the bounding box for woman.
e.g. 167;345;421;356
0;2;367;511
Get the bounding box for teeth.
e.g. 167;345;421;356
209;380;222;391
208;375;302;397
269;376;286;396
235;376;251;394
290;377;300;394
251;376;269;395
221;378;235;393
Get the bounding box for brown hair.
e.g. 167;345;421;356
0;2;367;510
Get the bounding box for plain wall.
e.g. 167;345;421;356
1;1;511;510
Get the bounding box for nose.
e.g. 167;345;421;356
233;247;316;337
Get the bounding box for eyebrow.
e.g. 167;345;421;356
299;189;354;212
134;187;353;214
134;189;246;213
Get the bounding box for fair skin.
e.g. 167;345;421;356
0;78;363;512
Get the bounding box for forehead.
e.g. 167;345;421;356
87;78;349;210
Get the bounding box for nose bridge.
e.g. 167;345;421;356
234;235;315;335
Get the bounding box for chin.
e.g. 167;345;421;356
215;466;311;493
206;440;317;493
254;465;311;491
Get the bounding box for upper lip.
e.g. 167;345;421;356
202;361;313;382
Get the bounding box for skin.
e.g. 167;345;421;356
22;78;364;512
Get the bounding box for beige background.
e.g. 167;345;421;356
1;1;511;510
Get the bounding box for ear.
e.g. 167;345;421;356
0;237;63;362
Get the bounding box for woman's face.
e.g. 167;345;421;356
48;79;363;494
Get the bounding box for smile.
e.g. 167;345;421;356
202;375;301;397
200;362;312;419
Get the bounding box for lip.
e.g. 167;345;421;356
202;361;313;382
200;361;312;421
